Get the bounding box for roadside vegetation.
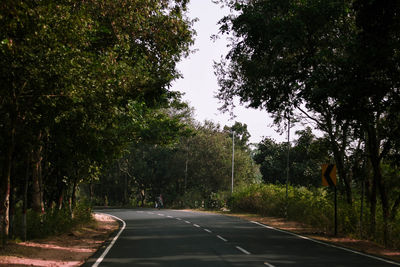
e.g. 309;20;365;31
1;0;399;257
213;0;400;250
230;184;400;250
0;0;195;245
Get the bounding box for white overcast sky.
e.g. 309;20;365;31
171;0;288;144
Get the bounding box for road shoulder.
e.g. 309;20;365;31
0;213;118;267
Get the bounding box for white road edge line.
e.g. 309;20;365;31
236;246;251;255
92;213;126;267
217;235;228;242
250;221;400;266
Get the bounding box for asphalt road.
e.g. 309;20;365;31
85;208;399;267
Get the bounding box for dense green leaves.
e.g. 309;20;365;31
0;0;194;245
254;128;330;187
215;0;400;246
94;120;257;209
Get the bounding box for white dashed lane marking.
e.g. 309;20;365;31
236;246;251;255
216;235;228;242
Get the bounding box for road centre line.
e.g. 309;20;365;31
176;217;182;221
193;224;200;228
204;229;212;233
250;221;400;266
236;246;251;255
216;235;228;242
92;213;126;267
264;261;276;267
184;220;191;224
167;215;173;218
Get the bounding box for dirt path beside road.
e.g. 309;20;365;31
0;213;118;267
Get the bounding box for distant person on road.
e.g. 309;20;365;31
155;194;164;209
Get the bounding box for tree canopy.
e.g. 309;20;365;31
0;0;194;245
215;0;400;246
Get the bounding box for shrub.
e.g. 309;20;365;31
11;201;93;240
228;184;400;249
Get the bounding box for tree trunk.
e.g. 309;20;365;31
365;124;390;246
9;165;16;239
365;164;377;238
58;186;64;210
23;153;30;241
140;189;145;207
31;135;44;214
390;195;400;221
70;177;78;215
56;172;65;210
0;124;15;247
326;118;352;204
89;182;94;207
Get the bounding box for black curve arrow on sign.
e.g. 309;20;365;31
324;164;335;187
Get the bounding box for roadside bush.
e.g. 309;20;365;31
228;184;400;249
11;201;93;240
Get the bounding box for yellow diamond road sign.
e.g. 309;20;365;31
322;164;337;187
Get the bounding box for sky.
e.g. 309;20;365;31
171;0;288;144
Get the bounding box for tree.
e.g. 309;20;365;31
254;128;330;187
0;0;194;245
224;121;251;149
215;0;400;245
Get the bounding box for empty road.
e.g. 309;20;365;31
85;209;399;267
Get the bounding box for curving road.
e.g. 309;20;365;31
84;209;399;267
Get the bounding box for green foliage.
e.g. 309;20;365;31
215;0;400;246
11;203;92;240
94;120;257;209
254;127;330;187
229;184;400;249
223;121;251;149
0;0;195;244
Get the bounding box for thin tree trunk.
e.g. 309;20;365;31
366;167;377;238
140;189;145;207
71;177;78;215
0;124;15;247
366;124;390;246
9;162;16;239
326;119;352;204
32;132;44;214
23;152;30;241
390;195;400;221
89;182;94;207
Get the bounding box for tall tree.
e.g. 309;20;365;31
215;0;400;245
0;0;194;245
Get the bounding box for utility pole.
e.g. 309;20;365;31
232;130;235;194
285;114;290;217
